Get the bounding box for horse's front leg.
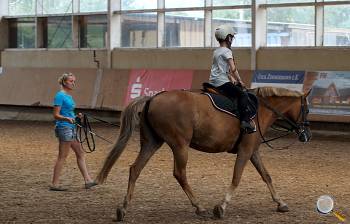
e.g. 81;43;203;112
250;151;289;212
213;146;254;219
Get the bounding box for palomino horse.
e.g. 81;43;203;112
96;86;312;221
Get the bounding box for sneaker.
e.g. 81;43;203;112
49;186;68;191
85;181;98;189
240;121;256;134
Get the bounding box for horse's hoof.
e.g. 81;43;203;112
116;208;126;222
277;204;289;212
196;208;211;218
213;205;225;219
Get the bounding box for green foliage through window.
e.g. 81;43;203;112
9;18;36;48
47;17;72;48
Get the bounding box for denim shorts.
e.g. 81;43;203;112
55;126;77;142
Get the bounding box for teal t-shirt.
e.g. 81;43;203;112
53;91;76;128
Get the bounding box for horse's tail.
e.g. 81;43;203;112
96;96;152;184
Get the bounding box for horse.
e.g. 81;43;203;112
95;86;312;221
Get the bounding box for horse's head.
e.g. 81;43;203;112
284;89;312;143
255;87;312;143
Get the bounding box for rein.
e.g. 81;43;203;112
76;114;115;153
83;113;120;127
256;107;295;150
256;89;306;150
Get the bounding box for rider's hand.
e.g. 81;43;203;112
237;80;245;88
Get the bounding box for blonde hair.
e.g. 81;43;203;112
58;72;74;86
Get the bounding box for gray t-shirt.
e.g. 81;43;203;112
209;47;233;87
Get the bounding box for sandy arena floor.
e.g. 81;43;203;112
0;120;349;224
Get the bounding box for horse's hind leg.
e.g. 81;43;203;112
171;144;209;217
250;151;289;212
116;124;163;222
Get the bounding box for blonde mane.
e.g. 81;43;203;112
251;86;303;97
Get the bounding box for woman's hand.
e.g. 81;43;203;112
66;117;75;124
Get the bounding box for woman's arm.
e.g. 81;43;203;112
53;106;75;124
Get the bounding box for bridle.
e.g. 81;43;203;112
256;90;310;149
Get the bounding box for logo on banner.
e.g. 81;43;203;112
130;76;143;99
251;70;305;92
129;76;166;100
124;69;193;105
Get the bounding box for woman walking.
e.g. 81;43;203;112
50;72;97;191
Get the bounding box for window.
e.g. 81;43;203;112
324;5;350;46
122;0;157;10
9;18;36;48
6;1;350;49
9;0;35;16
165;0;204;8
267;7;315;46
80;0;107;12
47;16;72;48
42;0;72;14
213;0;251;6
165;11;204;47
267;0;314;3
80;15;107;48
212;9;252;47
121;13;157;47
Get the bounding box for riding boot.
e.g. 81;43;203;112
240;120;256;134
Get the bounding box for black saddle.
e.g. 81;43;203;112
202;82;258;120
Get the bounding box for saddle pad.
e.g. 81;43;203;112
203;92;258;120
203;92;239;117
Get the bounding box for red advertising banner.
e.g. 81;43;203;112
124;69;193;105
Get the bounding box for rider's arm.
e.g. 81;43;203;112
228;58;244;86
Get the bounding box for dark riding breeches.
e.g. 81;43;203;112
217;82;250;121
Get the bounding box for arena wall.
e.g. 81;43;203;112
111;48;252;70
0;48;350;122
1;49;108;68
3;48;350;71
257;48;350;71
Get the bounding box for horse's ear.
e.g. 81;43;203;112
304;88;312;97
